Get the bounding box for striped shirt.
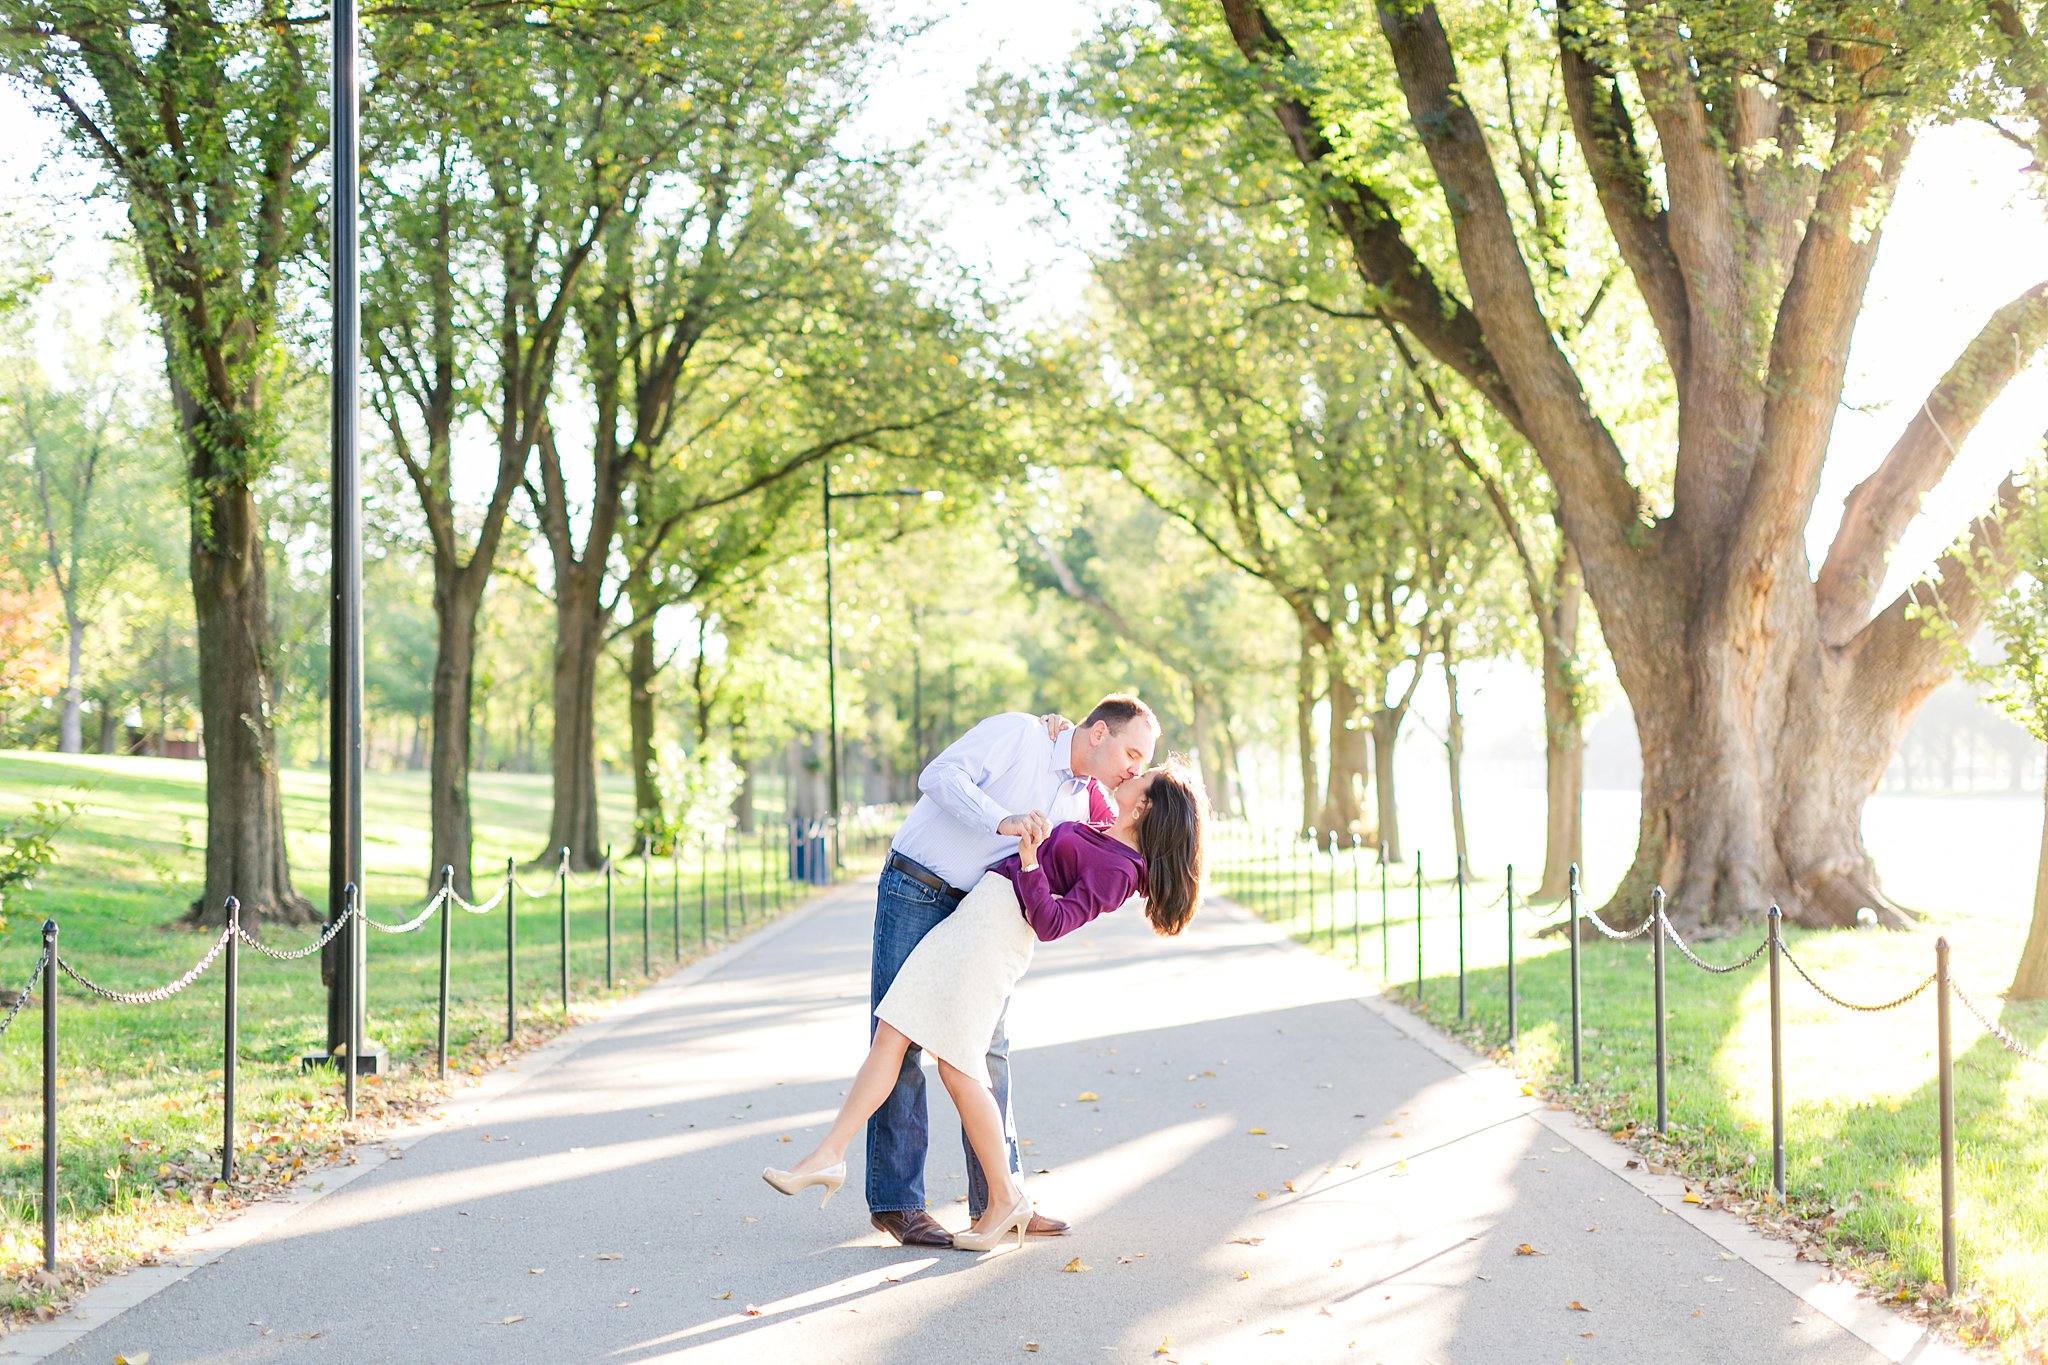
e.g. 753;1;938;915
891;713;1110;890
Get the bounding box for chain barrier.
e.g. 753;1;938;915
0;944;50;1042
361;887;452;935
1661;919;1771;975
1581;906;1656;941
237;907;354;961
453;882;509;915
58;925;233;1004
1948;977;2048;1070
1779;941;1936;1012
511;851;570;899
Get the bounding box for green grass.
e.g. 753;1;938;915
0;751;882;1312
1207;820;2048;1361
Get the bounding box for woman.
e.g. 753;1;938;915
763;758;1206;1251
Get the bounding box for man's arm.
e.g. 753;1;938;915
918;712;1040;835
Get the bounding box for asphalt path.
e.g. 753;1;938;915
21;877;1942;1364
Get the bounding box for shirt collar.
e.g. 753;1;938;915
1053;728;1083;783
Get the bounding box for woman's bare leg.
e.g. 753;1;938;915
787;1021;914;1174
938;1059;1024;1233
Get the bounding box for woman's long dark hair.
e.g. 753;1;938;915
1136;758;1206;935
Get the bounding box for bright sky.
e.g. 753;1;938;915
6;0;2044;617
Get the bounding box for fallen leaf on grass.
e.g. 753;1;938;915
1063;1257;1092;1273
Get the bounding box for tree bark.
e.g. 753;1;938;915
187;482;312;926
628;603;662;841
1295;636;1320;837
57;624;83;755
2013;742;2048;999
1319;672;1369;843
1371;703;1406;866
545;569;609;868
1534;559;1586;901
426;580;480;899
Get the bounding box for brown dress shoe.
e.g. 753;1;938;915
871;1209;953;1247
1025;1211;1070;1237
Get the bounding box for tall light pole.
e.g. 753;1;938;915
823;465;941;870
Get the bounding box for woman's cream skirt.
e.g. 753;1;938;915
875;870;1036;1088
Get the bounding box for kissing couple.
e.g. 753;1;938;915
764;694;1207;1251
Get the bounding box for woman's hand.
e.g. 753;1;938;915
1013;810;1050;868
1039;713;1074;742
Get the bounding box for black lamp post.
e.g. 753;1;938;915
822;465;941;869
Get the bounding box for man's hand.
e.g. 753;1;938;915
1039;713;1074;742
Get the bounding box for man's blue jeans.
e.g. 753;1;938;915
867;857;1019;1218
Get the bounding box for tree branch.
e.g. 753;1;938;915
1816;277;2048;642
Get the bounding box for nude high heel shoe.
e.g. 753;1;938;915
762;1161;846;1209
952;1193;1031;1252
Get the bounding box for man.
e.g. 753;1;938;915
866;693;1160;1247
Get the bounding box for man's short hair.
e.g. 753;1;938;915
1082;693;1157;734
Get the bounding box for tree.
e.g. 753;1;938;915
2;0;322;922
0;304;177;753
1916;444;2048;996
1198;0;2048;926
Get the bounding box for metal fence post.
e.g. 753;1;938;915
436;865;452;1080
738;828;750;928
1330;838;1340;950
671;843;681;962
1652;885;1668;1134
505;857;517;1044
1767;905;1785;1199
1569;864;1582;1086
641;836;651;978
1505;864;1517;1048
558;848;571;1013
1456;855;1467;1019
222;898;239;1184
345;884;360;1122
1936;935;1957;1297
1379;856;1389;979
1414;850;1423;1001
604;844;615;990
700;833;710;948
721;832;731;937
41;917;57;1272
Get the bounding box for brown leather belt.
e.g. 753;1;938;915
886;852;967;906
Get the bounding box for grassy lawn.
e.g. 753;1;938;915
0;751;878;1316
1208;817;2048;1362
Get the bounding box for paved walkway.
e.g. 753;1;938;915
16;880;1961;1364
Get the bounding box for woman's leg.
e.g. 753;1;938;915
937;1059;1023;1231
788;1021;914;1173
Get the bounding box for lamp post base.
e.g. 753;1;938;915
299;1042;388;1075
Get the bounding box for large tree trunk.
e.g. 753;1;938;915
95;706;117;755
733;754;757;834
189;483;313;926
1318;673;1369;844
427;579;480;899
544;573;608;868
1534;559;1586;901
2013;743;2048;999
628;606;661;841
1370;702;1406;866
1444;655;1470;879
1191;682;1239;819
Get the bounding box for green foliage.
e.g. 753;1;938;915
0;796;76;931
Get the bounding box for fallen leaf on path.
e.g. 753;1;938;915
1568;1301;1589;1312
1520;1083;1536;1095
498;1315;524;1325
1254;1192;1267;1200
1063;1257;1092;1273
1318;1306;1333;1316
1515;1244;1542;1256
113;1354;149;1365
1331;1258;1343;1268
1237;1270;1251;1280
1023;1344;1039;1353
1230;1236;1264;1246
528;1268;545;1275
1261;1327;1285;1335
1248;1128;1266;1135
713;1291;733;1300
1153;1336;1173;1355
596;1253;623;1261
744;1305;763;1317
1077;1092;1099;1102
1683;1192;1702;1205
1270;1142;1290;1150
